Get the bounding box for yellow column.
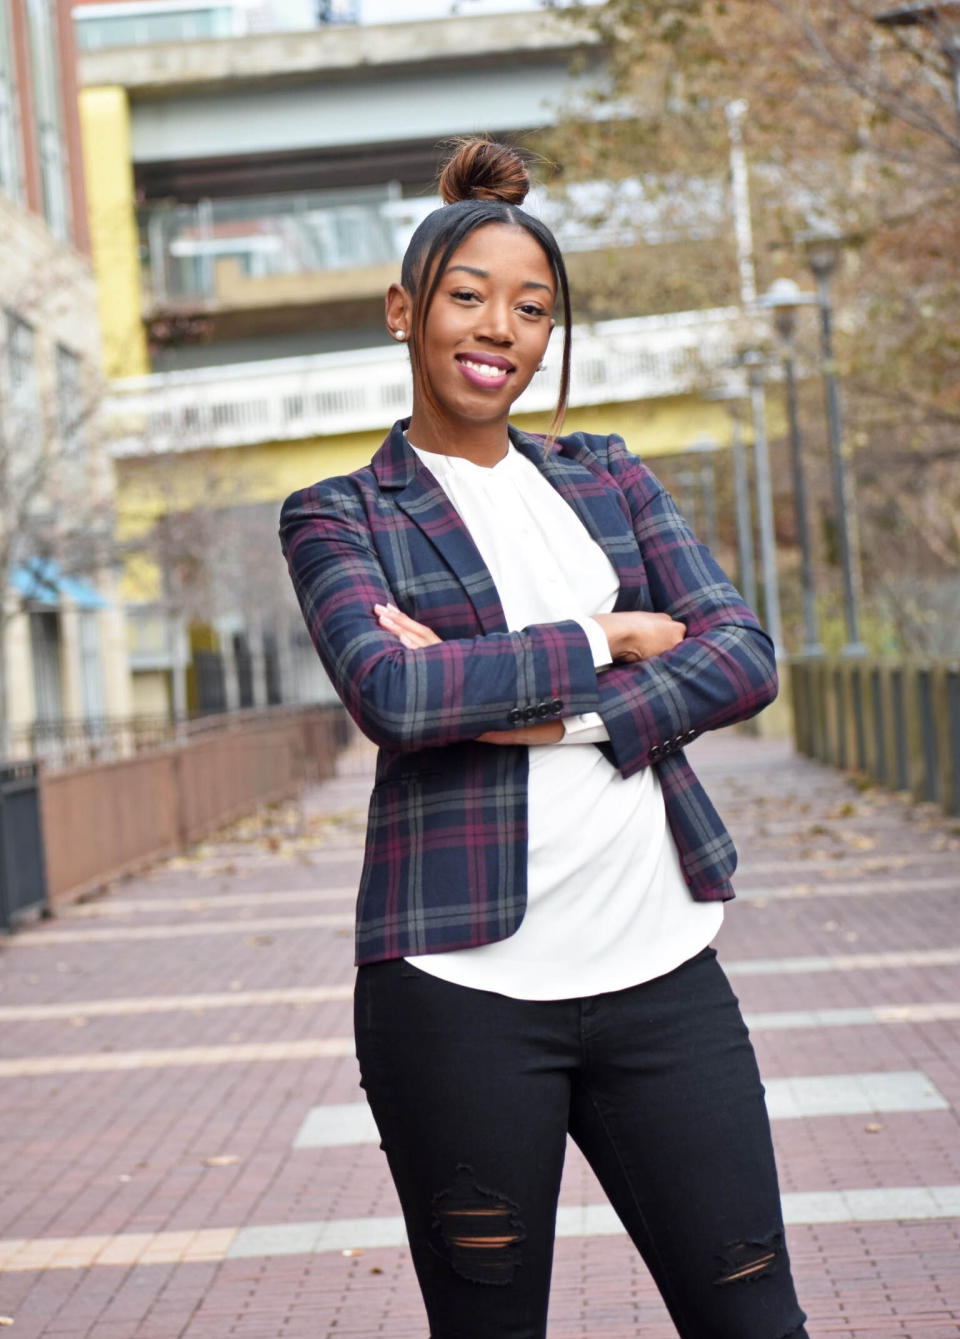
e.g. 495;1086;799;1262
78;86;149;379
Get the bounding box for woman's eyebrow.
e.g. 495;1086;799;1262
447;264;553;294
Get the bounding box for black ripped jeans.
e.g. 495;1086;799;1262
355;946;808;1339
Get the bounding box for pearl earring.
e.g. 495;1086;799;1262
537;361;546;371
394;330;406;342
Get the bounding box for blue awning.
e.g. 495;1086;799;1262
9;558;110;610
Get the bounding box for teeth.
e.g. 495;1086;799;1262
461;359;509;378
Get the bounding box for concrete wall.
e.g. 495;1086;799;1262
128;58;606;162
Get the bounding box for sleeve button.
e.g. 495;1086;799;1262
522;706;537;722
551;697;563;713
507;707;522;724
536;703;551;719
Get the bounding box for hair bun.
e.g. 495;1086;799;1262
438;138;530;207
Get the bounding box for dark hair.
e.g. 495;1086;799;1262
400;137;572;439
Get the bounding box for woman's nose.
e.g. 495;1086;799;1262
474;304;514;345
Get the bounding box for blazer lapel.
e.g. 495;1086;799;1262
372;421;508;634
510;428;651;612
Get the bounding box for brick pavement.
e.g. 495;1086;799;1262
0;731;959;1338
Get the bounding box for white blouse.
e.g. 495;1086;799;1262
404;439;722;1000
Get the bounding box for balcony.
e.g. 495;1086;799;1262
140;185;412;308
107;307;746;456
139;179;727;312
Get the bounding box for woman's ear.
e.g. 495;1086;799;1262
385;284;413;343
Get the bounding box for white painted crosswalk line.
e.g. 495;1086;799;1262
762;1071;948;1119
5;1187;960;1271
224;1185;960;1259
725;947;960;975
291;1070;949;1149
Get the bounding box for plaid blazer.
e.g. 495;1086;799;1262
280;419;777;965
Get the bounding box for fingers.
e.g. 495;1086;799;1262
374;603;442;649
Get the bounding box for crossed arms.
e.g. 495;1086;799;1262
279;434;777;776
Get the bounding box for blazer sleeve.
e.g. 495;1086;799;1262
593;434;778;778
279;479;600;752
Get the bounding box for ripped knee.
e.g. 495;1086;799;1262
431;1165;526;1286
713;1230;785;1287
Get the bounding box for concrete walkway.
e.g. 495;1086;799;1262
1;732;959;1338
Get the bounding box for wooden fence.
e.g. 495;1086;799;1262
788;657;960;816
40;704;350;909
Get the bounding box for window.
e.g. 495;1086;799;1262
25;0;70;240
0;0;21;203
29;609;64;726
56;344;86;462
78;609;105;721
5;311;40;434
75;4;236;50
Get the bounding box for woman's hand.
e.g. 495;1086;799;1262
374;603;442;649
593;610;686;664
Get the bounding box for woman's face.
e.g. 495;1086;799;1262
413;222;557;431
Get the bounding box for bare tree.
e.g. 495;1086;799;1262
118;446;296;715
541;0;960;651
0;254;115;756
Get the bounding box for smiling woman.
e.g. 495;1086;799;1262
385;139;572;461
279;138;809;1339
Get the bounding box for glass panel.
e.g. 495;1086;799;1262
140;185;408;301
56;344;86;461
5;311;40;430
78;610;105;720
0;1;21;203
76;6;235;50
29;610;64;725
25;0;70;239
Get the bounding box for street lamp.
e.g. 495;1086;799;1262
757;278;823;657
800;229;868;657
873;2;960;140
739;349;783;657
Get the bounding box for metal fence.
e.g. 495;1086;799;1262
0;761;49;931
34;704;350;911
789;656;960;815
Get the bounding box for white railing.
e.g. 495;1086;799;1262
107;308;746;457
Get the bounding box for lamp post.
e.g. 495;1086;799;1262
757;278;823;656
740;349;783;657
873;2;960;140
801;230;867;656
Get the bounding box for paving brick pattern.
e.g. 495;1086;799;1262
0;733;958;1337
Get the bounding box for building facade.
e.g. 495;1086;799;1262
76;6;750;719
0;0;131;760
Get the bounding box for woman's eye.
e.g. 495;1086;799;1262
450;289;479;302
518;303;547;317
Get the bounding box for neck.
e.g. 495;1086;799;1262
406;406;510;468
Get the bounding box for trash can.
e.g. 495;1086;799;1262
0;760;49;931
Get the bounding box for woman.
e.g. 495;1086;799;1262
280;139;808;1339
